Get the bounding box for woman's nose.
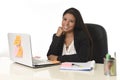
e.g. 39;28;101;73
65;21;69;26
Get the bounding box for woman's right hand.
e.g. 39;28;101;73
56;27;64;37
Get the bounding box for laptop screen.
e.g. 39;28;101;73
8;33;33;67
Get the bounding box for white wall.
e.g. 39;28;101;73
0;0;120;75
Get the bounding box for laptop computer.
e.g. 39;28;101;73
8;33;59;68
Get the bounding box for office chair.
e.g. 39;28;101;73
85;23;108;63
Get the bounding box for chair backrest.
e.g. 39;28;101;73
85;23;108;63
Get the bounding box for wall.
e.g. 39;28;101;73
0;0;120;74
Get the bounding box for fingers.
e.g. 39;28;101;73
56;27;64;37
48;55;58;61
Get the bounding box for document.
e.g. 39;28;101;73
60;60;95;71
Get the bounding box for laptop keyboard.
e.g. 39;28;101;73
33;58;52;65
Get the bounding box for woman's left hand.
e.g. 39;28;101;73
48;54;58;61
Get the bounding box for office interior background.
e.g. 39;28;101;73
0;0;120;75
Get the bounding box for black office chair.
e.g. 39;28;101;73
85;23;108;63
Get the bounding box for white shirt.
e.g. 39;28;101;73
62;40;77;55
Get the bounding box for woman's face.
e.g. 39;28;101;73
62;13;76;33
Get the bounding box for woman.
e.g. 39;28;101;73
47;7;93;62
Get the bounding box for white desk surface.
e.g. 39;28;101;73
0;57;118;80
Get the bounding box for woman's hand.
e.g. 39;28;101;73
56;27;64;37
48;54;58;61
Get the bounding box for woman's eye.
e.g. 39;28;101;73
63;18;67;21
70;20;73;23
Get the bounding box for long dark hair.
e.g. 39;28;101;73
63;7;93;60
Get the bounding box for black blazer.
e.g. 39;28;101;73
47;30;91;62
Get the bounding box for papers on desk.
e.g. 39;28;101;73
60;60;95;71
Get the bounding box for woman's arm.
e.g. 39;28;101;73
47;34;65;57
47;31;91;62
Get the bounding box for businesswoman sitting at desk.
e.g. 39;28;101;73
47;7;93;62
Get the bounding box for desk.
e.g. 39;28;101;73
0;57;117;80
